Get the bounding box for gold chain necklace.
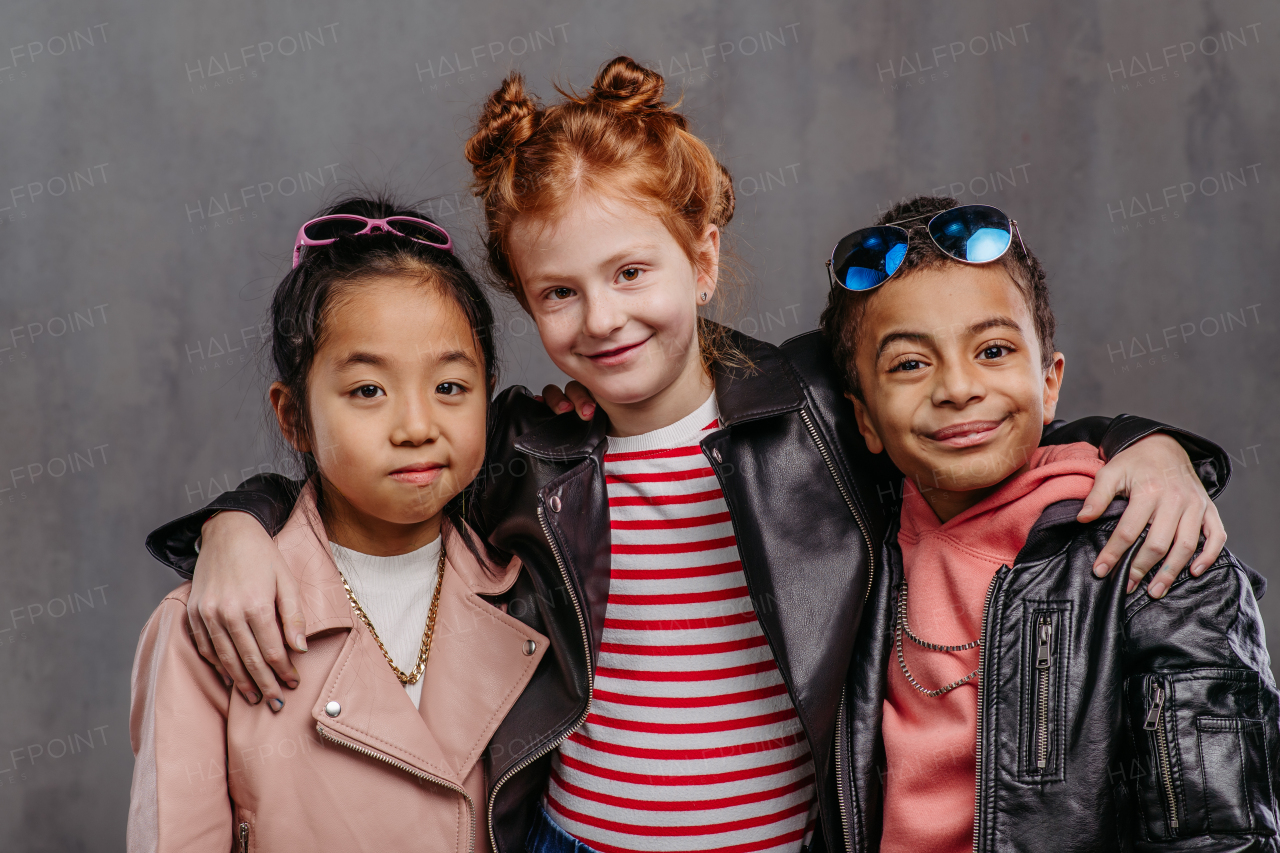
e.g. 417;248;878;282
337;543;446;685
895;579;981;698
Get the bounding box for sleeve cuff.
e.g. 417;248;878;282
1098;414;1231;500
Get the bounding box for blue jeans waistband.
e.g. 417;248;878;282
526;805;602;853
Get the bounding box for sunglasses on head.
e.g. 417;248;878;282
826;203;1027;292
292;214;453;268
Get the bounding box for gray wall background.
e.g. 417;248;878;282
1;0;1276;848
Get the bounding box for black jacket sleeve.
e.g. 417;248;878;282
144;473;302;578
1120;548;1280;848
1043;413;1230;499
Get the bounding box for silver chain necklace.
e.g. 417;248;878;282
895;579;980;698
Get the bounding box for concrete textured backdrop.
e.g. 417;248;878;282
0;0;1275;848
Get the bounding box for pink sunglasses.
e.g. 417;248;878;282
292;214;453;268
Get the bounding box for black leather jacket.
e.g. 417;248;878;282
839;499;1277;853
144;329;1233;853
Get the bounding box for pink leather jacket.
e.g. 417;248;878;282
127;488;547;853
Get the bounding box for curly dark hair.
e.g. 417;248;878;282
819;195;1056;401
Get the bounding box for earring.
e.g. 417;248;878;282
700;292;709;302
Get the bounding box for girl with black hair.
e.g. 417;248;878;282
127;196;547;853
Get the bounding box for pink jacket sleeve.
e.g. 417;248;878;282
127;588;234;853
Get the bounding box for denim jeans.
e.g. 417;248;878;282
525;805;601;853
524;805;817;853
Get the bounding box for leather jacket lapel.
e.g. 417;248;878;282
314;560;547;787
417;535;548;782
711;329;806;426
535;454;612;676
274;489;352;636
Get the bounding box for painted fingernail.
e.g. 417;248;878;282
1149;581;1166;598
296;634;308;652
1093;562;1108;577
557;402;572;414
268;697;285;713
222;675;233;688
247;691;261;704
582;403;595;418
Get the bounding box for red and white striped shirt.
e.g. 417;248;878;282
545;394;817;853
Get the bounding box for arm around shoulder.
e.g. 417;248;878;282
1045;413;1230;499
145;473;303;578
128;590;234;852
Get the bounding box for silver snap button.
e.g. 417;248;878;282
711;448;723;464
324;701;341;717
523;639;537;656
548;495;562;512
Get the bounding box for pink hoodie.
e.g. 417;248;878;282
879;442;1103;853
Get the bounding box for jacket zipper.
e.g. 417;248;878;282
798;409;874;853
238;821;249;853
1034;615;1052;770
314;723;476;853
487;506;594;852
972;567;1003;853
834;688;854;853
1143;682;1179;831
798;410;876;609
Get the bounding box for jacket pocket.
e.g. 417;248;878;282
1196;716;1275;834
1019;605;1070;782
1126;669;1278;841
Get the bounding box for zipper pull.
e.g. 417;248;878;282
1035;616;1052;668
238;821;249;853
1144;684;1165;730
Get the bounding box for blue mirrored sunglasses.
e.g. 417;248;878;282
826;204;1028;291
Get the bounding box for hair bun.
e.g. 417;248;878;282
465;72;541;187
585;56;677;123
710;162;736;227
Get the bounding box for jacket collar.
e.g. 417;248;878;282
276;485;546;786
513;325;807;461
514;403;609;461
1016;498;1125;565
710;326;807;426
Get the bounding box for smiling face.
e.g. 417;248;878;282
847;263;1065;521
272;276;488;555
508;191;719;437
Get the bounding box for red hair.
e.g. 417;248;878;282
464;56;741;363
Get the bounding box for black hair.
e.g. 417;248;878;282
820;195;1056;401
270;193;498;562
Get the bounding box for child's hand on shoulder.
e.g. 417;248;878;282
187;510;305;711
539;381;597;420
1078;433;1226;599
